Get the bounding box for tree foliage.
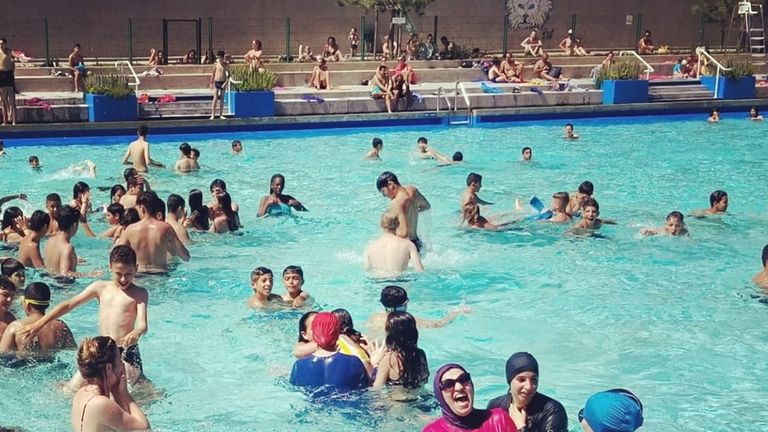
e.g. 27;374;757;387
693;0;753;28
336;0;435;14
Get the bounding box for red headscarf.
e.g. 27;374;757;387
311;312;341;350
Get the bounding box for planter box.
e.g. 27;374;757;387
227;91;275;118
86;93;138;122
601;80;649;105
701;75;756;99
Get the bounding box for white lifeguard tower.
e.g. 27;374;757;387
732;1;765;55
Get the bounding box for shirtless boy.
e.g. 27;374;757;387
364;137;384;160
43;206;83;277
232;140;243;154
690;190;728;217
376;171;431;252
18;210;48;268
45;193;62;235
640;211;688;237
122;125;165;173
21;245;149;384
460;173;494;212
752;245;768;289
570;198;615;232
567;181;594;215
120;176;144;210
0;282;76;354
99;203;124;239
68;44;86;93
366;285;469;332
415;137;446;160
247;267;283;309
281;265;311;308
364;210;424;275
533;53;558;82
564;123;579;139
166;194;190;244
0;258;25;291
548;192;572;223
175;143;198;172
521;147;533;161
0;277;16;336
115;191;190;273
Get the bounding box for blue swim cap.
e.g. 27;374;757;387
582;389;644;432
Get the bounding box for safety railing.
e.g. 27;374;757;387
619;51;654;80
451;82;472;125
695;47;731;98
435;86;452;112
115;61;141;92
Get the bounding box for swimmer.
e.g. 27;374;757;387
293;311;318;358
564;123;579;139
377;171;431;252
640;211;688;237
45;193;62;235
257;174;308;217
0;258;25;291
0;141;5;156
0;277;16;336
748;106;764;122
366;285;470;331
415;136;446;160
2;206;26;243
185;189;210;232
166;194;190;244
18;210;48;268
208;179;241;218
460;173;494;212
174;143;198;172
247;267;283;309
43;206;97;277
521;146;533;162
115;191;190;273
211;192;241;233
566;181;594;215
110;184;127;204
281;265;311;308
99;203;124;238
707;108;720;123
70;181;97;237
462;201;516;230
333;308;374;376
579;389;644;432
369;311;429;389
364;209;424;275
64;160;97;178
0;282;76;353
0;193;28;212
436;151;464;166
364;137;384;160
690;190;728;217
570;198;615;232
547;192;572;223
753;244;768;289
29;156;40;170
21;245;149;385
122;125;165;173
120;175;144;210
191;148;201;166
232;140;243;154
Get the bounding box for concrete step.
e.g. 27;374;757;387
649;92;714;101
649;79;703;87
649;85;709;94
15;104;88;123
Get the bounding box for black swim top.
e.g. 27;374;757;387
486;392;568;432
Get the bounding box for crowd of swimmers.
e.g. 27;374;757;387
0;117;767;432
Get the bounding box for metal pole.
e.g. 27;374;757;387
698;10;705;47
433;15;438;43
128;18;133;64
196;18;202;64
502;14;509;54
361;16;366;61
373;10;379;58
571;14;576;40
208;17;213;55
285;17;291;62
635;14;643;51
44;18;50;67
162;19;168;62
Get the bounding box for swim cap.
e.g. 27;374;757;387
311;312;341;351
505;352;539;384
582;389;644;432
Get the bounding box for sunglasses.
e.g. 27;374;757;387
439;372;472;391
578;389;643;423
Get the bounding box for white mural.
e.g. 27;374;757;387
506;0;554;29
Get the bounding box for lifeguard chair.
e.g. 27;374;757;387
731;1;766;56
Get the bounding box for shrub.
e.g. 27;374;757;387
229;66;278;91
595;57;645;89
720;55;754;79
84;74;133;98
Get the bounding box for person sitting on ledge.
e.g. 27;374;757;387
297;44;314;62
371;65;396;113
501;53;524;83
533;52;560;82
181;49;197;64
521;30;543;57
638;30;654;54
572;38;588;56
68;43;88;93
322;37;343;62
245;39;264;70
558;30;574;55
309;58;330;90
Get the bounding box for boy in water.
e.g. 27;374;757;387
753;245;768;289
29;156;40;170
21;245;149;384
567;181;594;215
366;285;470;332
707;108;720;123
247;267;283;309
1;258;26;291
570;198;615;232
459;173;494;212
43;206;82;277
45;193;62;235
364;209;424;275
232;140;243;154
166;194;190;244
120;176;144;210
0;277;17;336
640;211;689;237
281;265;311;308
564;123;579;139
100;203;124;238
18;210;48;268
377;171;431;253
690;190;728;217
547;192;572;223
122;125;165;173
521;147;533;162
415;137;447;160
364;137;384;160
0;282;76;354
175;143;198;172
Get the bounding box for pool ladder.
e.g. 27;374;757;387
436;82;472;126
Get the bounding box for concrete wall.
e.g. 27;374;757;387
0;0;736;61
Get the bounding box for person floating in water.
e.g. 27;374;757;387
364;137;384;160
415;137;448;160
377;171;431;253
546;192;572;224
690;190;728;217
462;200;516;231
640;211;688;237
748;106;764;122
231;140;243;154
564;123;579;139
247;267;283;309
569;198;615;233
521;147;532;162
707;108;720;123
257;174;308;217
752;244;768;290
364;209;424;275
366;285;470;331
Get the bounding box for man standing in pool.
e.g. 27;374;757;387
376;171;431;252
122;125;165;173
690;190;728;217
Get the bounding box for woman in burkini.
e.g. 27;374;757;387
371;312;429;397
71;336;149;432
487;352;568;432
257;174;307;217
424;363;516;432
211;192;240;233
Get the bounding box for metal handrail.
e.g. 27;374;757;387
435;86;452;112
454;81;471;124
115;61;140;91
695;47;732;98
619;51;654;80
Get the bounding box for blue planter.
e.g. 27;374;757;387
601;80;649;105
227;91;275;118
86;93;138;122
701;75;756;99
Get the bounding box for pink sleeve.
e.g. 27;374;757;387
485;409;517;432
423;418;450;432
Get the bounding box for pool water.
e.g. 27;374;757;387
1;114;768;432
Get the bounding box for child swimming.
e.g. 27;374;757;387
640;211;688;237
281;265;311;308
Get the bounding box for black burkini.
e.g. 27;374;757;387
486;392;568;432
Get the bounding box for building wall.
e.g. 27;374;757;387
0;0;735;61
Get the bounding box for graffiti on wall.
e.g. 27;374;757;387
506;0;553;29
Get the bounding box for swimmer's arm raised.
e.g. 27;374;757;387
21;283;100;340
0;194;28;207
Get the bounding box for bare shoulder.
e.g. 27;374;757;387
128;284;149;301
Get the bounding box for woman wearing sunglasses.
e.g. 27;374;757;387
487;352;568;432
424;363;516;431
578;389;644;432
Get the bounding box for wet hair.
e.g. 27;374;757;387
188;189;210;231
372;137;383;148
762;244;768;267
24;282;51;313
578;181;594;195
565;123;574;129
56;206;80;232
283;265;304;279
232;140;242;149
376;171;400;190
711;108;720;115
2;206;23;230
137;125;149;137
167;194;185;215
1;258;24;278
750;106;760;117
210;179;227;192
110;185;126;203
582;198;600;212
332;308;364;346
385;312;429;389
123;168;138;183
380;285;408;309
110;244;137;266
666;211;684;223
552;192;569;204
466;172;482;186
120;208;140;227
709;190;728;207
250;267;273;282
126;175;141;189
106;203;125;219
298;311;318;342
29;210;50;232
137;191;162;215
452;152;463;162
218;192;238;231
380;209;400;231
77;336;119;394
417;137;428;144
191;148;200;159
29;156;39;164
269;174;286;194
522;146;532;154
73;181;90;199
0;275;15;293
46;193;62;205
179;143;192;156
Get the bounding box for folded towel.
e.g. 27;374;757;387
481;82;504;94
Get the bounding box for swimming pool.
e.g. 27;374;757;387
1;113;768;432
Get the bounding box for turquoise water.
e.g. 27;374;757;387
1;114;768;432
